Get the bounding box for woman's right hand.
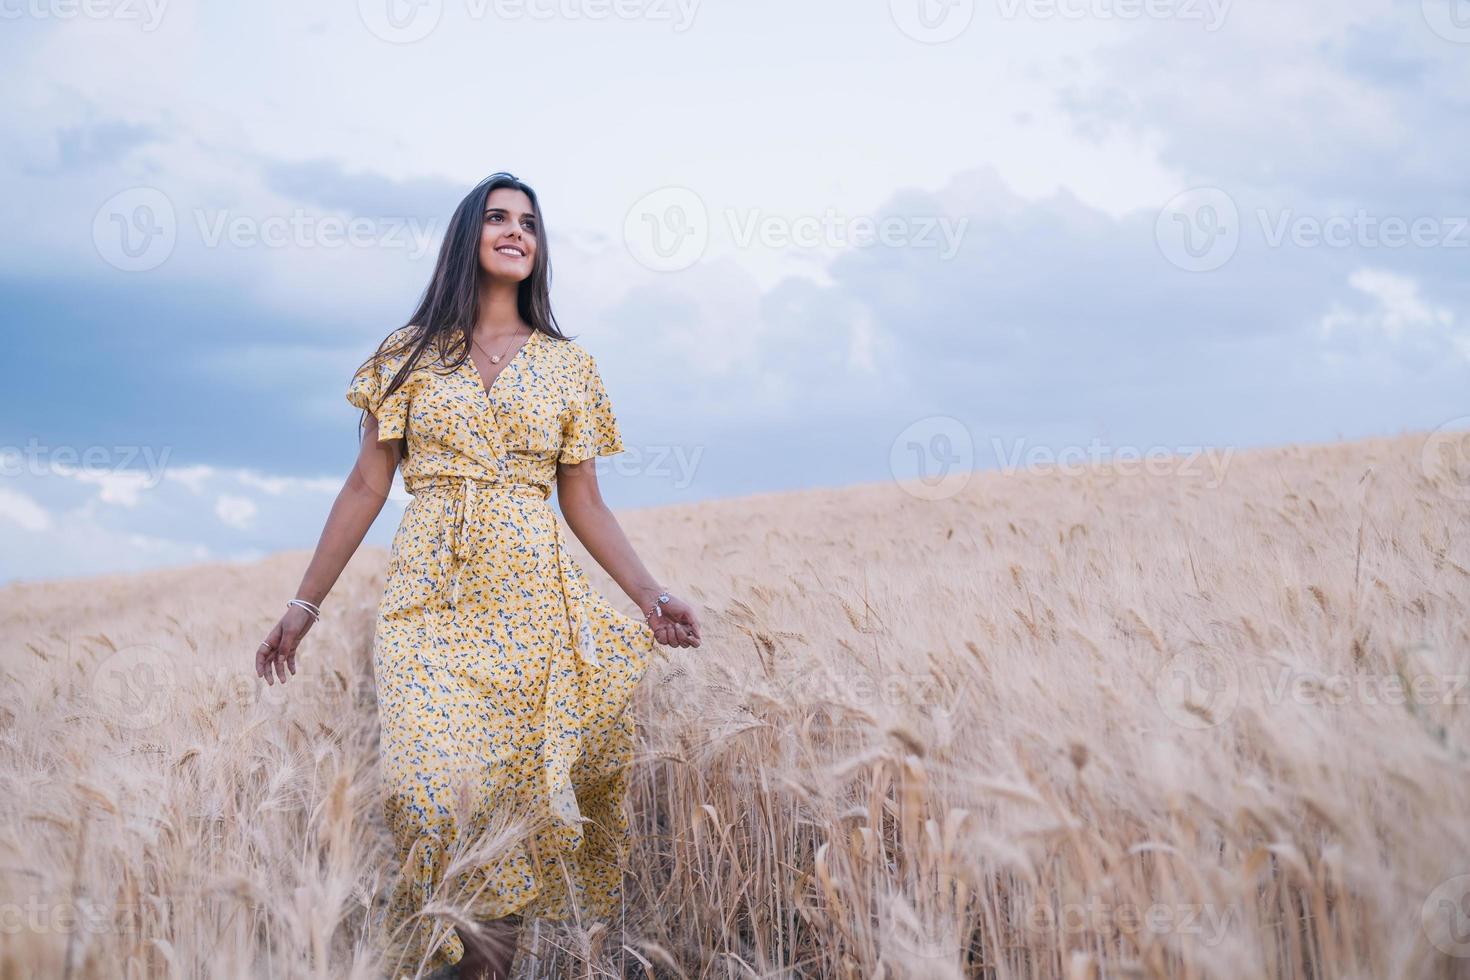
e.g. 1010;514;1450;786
255;604;317;685
645;593;702;649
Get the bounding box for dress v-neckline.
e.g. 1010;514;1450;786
467;328;538;401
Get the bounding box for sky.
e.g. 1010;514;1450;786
2;0;1468;584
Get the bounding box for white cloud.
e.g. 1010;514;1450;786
1320;268;1456;341
0;514;211;585
53;464;160;507
163;464;215;495
4;0;1469;585
0;457;411;583
0;487;52;532
238;471;341;496
214;494;258;530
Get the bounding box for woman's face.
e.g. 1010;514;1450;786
479;186;538;283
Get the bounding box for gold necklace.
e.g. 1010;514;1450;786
471;328;530;364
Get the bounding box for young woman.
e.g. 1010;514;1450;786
252;172;702;979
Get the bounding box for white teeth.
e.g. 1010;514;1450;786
497;247;523;256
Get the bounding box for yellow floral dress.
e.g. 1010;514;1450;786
345;325;657;975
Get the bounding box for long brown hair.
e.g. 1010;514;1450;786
351;171;574;453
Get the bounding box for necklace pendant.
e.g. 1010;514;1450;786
490;355;501;363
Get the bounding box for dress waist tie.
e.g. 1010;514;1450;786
404;474;600;832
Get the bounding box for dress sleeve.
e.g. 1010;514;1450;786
346;332;412;442
558;351;625;464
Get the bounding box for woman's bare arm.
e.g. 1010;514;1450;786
254;413;402;683
556;459;701;648
294;415;402;606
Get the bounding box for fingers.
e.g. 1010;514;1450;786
283;625;303;679
256;617;309;685
646;605;701;648
274;629;297;684
650;619;699;648
256;621;283;680
673;617;699;646
670;609;699;647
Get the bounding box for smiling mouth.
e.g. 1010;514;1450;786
496;245;526;257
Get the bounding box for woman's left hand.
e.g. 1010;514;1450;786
645;594;701;648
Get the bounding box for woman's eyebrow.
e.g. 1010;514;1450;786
484;207;535;220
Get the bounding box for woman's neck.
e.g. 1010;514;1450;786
475;282;527;340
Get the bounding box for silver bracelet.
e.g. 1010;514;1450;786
288;597;322;623
643;590;671;619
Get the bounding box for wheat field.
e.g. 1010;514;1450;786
1;432;1467;979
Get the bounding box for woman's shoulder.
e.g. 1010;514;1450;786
378;325;418;355
537;331;596;368
359;326;426;374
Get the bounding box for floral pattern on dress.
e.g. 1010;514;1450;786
346;325;656;975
